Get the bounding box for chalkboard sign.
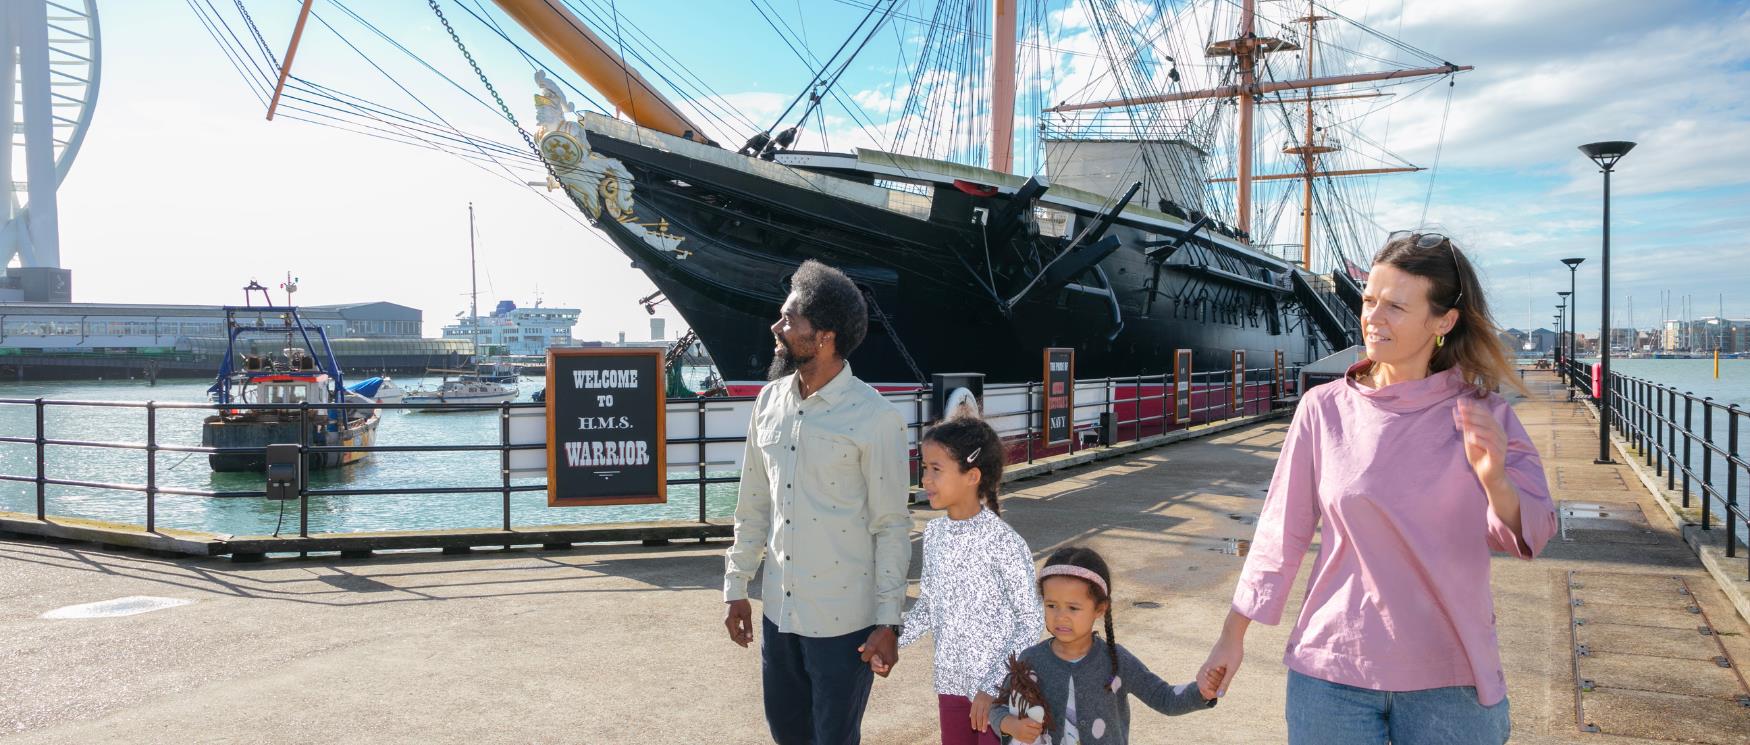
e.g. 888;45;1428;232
547;348;667;507
1231;350;1246;415
1043;347;1074;445
1173;349;1192;424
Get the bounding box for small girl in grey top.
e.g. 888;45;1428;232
871;414;1043;745
990;547;1218;745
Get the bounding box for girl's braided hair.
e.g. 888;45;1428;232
1042;546;1121;692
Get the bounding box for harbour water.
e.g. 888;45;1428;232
0;370;737;537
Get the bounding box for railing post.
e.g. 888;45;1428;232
1653;383;1663;477
34;398;45;520
697;399;708;523
1642;380;1652;465
1634;379;1642;456
146;401;158;533
298;401;310;538
1727;405;1740;560
500;401;512;532
1026;382;1036;464
1703;398;1714;532
1682;392;1694;508
1666;388;1676;490
914;392;925;488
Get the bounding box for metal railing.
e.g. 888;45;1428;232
0;365;1300;545
1556;357;1750;579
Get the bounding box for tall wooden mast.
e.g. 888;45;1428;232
991;0;1017;173
1046;1;1466;266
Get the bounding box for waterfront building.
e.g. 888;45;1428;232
441;300;579;356
0;300;470;378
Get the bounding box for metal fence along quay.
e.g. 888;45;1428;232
0;364;1300;555
1561;357;1750;579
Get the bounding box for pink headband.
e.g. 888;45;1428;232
1038;564;1107;595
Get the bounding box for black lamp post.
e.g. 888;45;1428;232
1558;292;1571;379
1561;258;1585;384
1581;140;1635;465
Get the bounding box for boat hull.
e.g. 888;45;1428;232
201;411;380;472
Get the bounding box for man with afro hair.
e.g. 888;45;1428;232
723;259;911;744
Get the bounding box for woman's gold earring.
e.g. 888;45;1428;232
1436;334;1446;348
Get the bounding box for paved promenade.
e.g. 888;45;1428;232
3;371;1747;744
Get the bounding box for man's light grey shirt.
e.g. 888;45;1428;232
723;363;912;637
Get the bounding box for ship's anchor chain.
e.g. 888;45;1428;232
427;0;597;225
861;287;927;386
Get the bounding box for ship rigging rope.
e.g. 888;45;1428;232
861;288;928;385
426;0;599;223
1418;78;1455;226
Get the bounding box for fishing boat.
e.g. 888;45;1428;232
202;302;380;472
217;0;1473;390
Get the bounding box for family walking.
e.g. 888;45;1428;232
724;236;1557;744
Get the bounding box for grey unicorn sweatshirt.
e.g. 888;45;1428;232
989;637;1214;744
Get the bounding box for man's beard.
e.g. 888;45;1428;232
767;335;815;380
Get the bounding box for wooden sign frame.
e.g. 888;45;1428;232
546;347;667;507
1043;347;1075;446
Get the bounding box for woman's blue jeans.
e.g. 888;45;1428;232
1286;669;1511;745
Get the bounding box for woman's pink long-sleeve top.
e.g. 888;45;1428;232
1232;363;1556;705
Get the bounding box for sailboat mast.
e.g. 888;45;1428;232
991;0;1017;173
469;202;480;363
1237;0;1256;238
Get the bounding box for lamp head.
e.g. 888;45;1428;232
1558;291;1572;298
1579;141;1636;170
1561;257;1585;269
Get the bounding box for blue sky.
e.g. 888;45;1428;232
42;0;1750;341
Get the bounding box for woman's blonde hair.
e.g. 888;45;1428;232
1369;233;1527;397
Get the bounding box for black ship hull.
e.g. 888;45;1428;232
563;117;1349;385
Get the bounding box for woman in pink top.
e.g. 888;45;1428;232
1197;232;1557;745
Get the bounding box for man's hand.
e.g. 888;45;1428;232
857;626;899;677
724;599;754;647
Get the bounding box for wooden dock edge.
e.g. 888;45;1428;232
0;511;732;561
0;512;229;556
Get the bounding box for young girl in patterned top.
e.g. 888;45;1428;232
869;413;1043;745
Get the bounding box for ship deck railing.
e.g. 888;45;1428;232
0;364;1302;558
